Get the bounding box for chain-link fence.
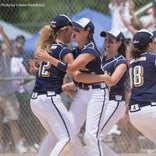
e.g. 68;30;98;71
0;0;156;155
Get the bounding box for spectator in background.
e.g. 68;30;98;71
11;43;42;148
0;25;27;153
141;0;156;32
13;35;30;73
140;8;154;32
119;0;143;35
109;0;133;39
119;0;143;60
112;2;143;151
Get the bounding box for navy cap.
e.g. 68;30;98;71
133;29;154;48
100;29;125;41
69;18;94;33
153;0;156;5
50;14;71;29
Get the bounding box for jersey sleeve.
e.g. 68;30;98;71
80;47;100;57
115;59;128;68
59;47;72;60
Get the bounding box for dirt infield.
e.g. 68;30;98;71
0;153;156;156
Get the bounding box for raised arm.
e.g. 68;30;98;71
110;0;117;6
0;25;13;57
119;5;137;35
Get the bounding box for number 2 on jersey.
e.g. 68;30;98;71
38;62;51;77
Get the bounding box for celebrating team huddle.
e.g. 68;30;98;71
29;13;156;156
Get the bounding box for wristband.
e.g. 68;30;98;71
57;61;67;72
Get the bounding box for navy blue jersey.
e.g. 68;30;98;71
33;42;72;94
73;42;104;85
102;54;128;97
129;52;156;103
73;42;103;74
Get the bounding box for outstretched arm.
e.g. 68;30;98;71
0;25;13;57
119;5;137;35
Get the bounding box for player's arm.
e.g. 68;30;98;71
0;25;13;57
35;49;95;74
144;19;155;29
73;63;127;86
110;0;117;6
62;52;74;64
106;63;127;86
62;81;77;99
72;71;105;84
61;53;77;98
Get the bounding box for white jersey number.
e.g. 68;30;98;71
38;62;51;77
129;65;144;88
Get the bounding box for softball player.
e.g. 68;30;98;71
129;29;156;143
30;14;84;156
74;29;128;156
36;18;109;156
100;29;127;156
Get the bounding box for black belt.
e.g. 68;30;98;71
110;94;125;101
129;101;156;112
77;83;106;90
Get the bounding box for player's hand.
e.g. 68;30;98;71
29;59;40;71
62;82;77;99
35;49;50;62
103;72;111;85
118;4;123;14
62;82;77;92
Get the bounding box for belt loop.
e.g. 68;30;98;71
82;83;84;90
115;95;123;101
151;102;156;106
47;91;56;96
101;83;106;88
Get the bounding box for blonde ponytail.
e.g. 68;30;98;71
36;25;56;52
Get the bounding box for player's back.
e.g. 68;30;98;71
129;52;156;103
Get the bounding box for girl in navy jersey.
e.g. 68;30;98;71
29;14;84;156
71;28;128;156
36;18;109;156
128;29;156;143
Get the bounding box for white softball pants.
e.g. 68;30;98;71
100;100;126;156
84;86;109;156
129;104;156;144
30;93;84;156
69;88;93;134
